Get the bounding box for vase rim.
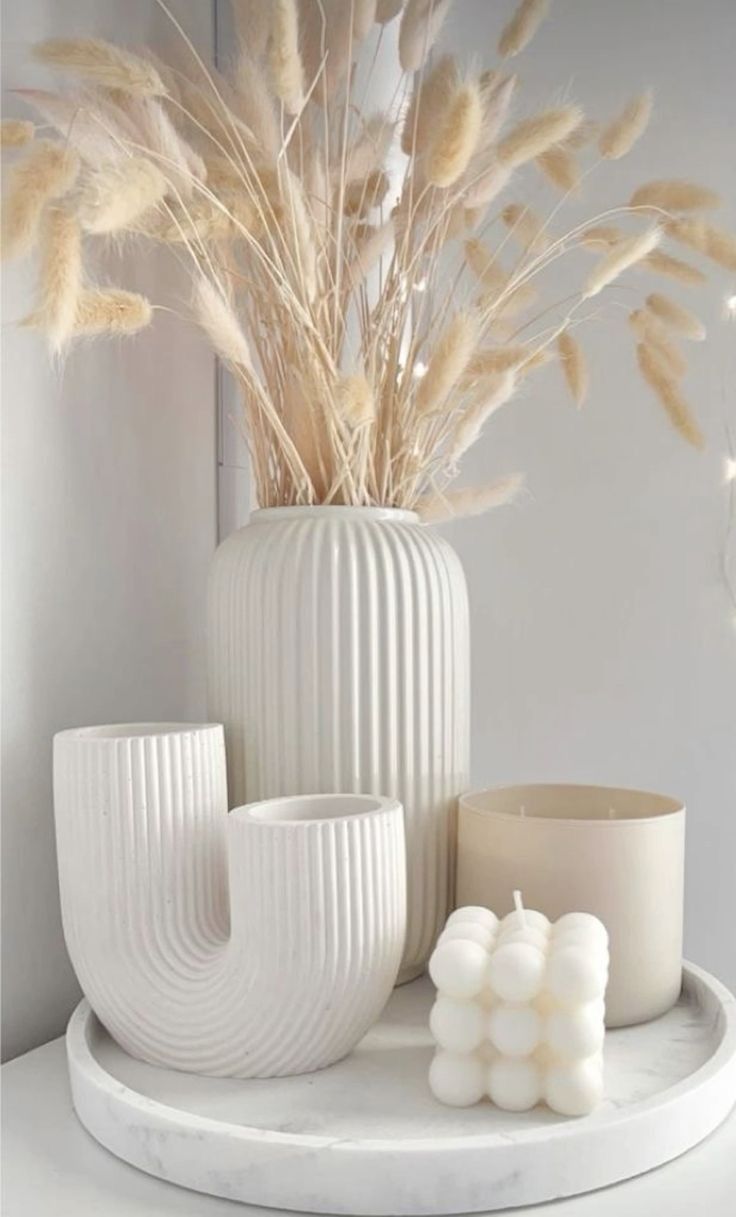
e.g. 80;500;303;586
54;723;222;743
233;792;402;827
250;505;419;523
459;783;685;825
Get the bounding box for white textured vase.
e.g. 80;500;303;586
53;723;407;1078
207;506;470;981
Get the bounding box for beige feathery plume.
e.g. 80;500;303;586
536;145;580;193
195;278;252;367
417;474;524;521
345;113;394;183
557;330;588;407
642;249;706;285
667;218;736;272
416;311;479;414
630;179;720;213
487;279;538;318
477;72;516;148
399;0;453;72
34;38;166;96
234;51;281;160
269;0;305;114
598;91;652;160
498;0;548;58
231;0;272;58
579;224;621;249
501;202;550;253
628;309;687;379
344;169;390;216
353;0;378;38
646;293;705;341
426;81;483;188
449;370;517;461
497;105;583;168
77;158;167;234
464;345;535;377
35;208;82;353
464;160;512;208
1;119;34;148
73;289;152;336
636;343;703;449
349;219;394;282
337;374;375;426
1;141;79;261
376;0;403;20
583;226;660;298
464;238;507;290
402;55;458;156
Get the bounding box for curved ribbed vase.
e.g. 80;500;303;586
53;723;406;1078
208;506;470;981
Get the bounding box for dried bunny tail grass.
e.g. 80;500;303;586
353;0;379;38
636;343;703;449
667;218;736;272
194;278;252;368
349;219;394;282
465;344;536;376
345;113;394;184
464;238;508;290
450;369;517;460
399;0;453;72
344;169;390;216
630;179;721;213
478;72;516;147
583;226;661;298
234;50;281;160
557;330;588;407
642;249;706;285
536;145;580;193
497;105;583;168
629;309;687;379
376;0;403;21
464;160;512;208
77;158;168;234
426;80;483;187
402;55;458;156
1;119;35;148
501;202;550;252
1;141;79;261
417;474;524;522
231;0;271;58
33;38;166;96
598;90;652;160
269;0;305;114
337;374;376;426
498;0;549;58
73;288;153;336
416;310;479;415
579;224;622;249
35;207;82;353
646;292;705;340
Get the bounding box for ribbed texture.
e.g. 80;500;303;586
53;726;406;1078
207;507;470;980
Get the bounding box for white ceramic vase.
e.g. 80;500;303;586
207;506;470;981
53;723;407;1078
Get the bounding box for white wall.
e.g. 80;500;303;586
1;0;217;1060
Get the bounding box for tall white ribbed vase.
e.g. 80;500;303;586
54;723;406;1078
208;506;470;981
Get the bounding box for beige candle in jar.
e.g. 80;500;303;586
456;784;685;1027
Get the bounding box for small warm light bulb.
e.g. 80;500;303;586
413;361;428;380
724;456;736;484
725;293;736;318
414;276;428;294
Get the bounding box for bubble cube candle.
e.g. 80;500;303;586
428;893;608;1116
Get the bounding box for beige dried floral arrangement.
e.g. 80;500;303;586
2;0;735;519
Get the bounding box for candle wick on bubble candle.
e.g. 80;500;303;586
512;889;527;929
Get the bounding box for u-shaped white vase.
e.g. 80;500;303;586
53;723;407;1078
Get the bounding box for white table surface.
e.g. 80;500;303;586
2;1034;735;1217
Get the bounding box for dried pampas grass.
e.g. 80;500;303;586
636;343;703;449
498;105;583;168
1;119;34;148
629;309;687;379
34;38;166;96
417;475;524;522
643;249;706;285
450;370;517;461
416;311;479;415
464;238;507;290
426;81;483;187
584;227;660;298
269;0;305;114
399;0;453;72
598;91;652;159
536;145;580;193
498;0;548;59
557;331;588;407
667;218;736;272
73;289;152;336
337;374;375;426
77;158;167;234
1;141;79;260
36;208;82;353
194;278;252;368
645;293;705;340
501;203;550;252
630;180;720;213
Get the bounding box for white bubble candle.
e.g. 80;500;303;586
428;893;608;1116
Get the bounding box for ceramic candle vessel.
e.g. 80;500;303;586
53;723;407;1078
456;784;685;1026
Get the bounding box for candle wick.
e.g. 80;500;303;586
513;888;527;928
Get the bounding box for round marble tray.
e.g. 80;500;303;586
66;962;736;1216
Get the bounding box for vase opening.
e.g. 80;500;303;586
55;723;220;742
239;793;391;825
460;783;684;825
250;505;419;524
